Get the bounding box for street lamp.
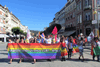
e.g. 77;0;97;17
93;0;100;37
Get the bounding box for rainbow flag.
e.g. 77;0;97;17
8;43;67;59
41;33;45;43
73;44;79;53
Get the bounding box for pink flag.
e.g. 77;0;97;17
52;26;57;41
52;26;57;34
55;35;57;41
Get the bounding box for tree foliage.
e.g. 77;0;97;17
11;27;21;35
11;27;27;37
19;30;24;34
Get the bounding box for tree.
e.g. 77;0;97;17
11;27;21;35
19;30;24;34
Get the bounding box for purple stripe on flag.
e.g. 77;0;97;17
8;56;59;59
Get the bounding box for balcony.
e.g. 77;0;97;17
84;5;92;11
83;20;92;26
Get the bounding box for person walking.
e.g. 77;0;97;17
96;38;100;62
19;37;25;63
68;38;73;59
87;36;91;46
6;38;14;64
78;37;84;61
92;36;99;61
60;37;68;61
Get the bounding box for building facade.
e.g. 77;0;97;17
50;0;100;36
0;5;27;35
64;0;76;36
75;0;83;36
78;0;100;36
0;5;28;42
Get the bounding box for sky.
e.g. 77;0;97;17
1;0;67;31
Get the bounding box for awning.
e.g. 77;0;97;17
62;30;75;36
58;29;64;33
0;34;9;38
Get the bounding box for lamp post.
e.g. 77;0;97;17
94;0;99;37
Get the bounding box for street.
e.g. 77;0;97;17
0;42;100;67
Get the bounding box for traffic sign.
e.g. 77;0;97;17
92;20;97;24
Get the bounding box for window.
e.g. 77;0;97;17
77;16;80;23
71;23;72;27
97;0;100;6
1;27;3;32
86;14;88;21
68;15;69;19
98;11;100;20
71;15;72;19
86;12;91;21
73;12;75;18
80;2;81;9
85;0;89;6
88;15;90;20
80;15;82;23
77;4;79;11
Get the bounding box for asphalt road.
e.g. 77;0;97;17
0;42;100;67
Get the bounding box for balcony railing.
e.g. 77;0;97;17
84;5;91;10
83;20;92;26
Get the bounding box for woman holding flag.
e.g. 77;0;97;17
6;38;14;64
60;37;68;61
40;34;52;61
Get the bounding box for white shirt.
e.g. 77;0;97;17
45;38;52;44
87;36;91;42
97;41;100;47
65;40;68;46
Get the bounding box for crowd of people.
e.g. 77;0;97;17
6;33;100;64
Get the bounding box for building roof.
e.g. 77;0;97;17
0;4;20;22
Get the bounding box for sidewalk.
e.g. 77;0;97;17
0;42;8;45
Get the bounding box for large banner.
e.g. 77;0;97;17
93;46;100;55
8;43;67;59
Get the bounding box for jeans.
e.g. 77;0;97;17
68;49;72;58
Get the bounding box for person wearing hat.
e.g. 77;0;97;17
78;33;84;40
